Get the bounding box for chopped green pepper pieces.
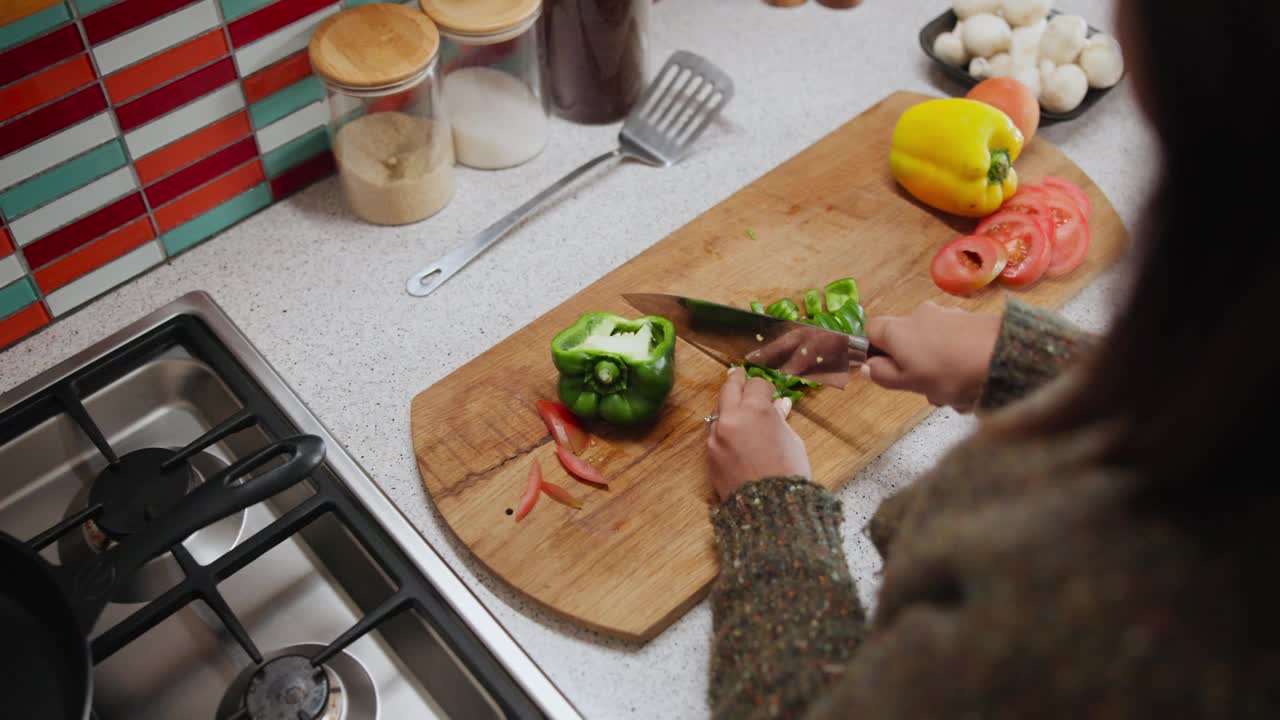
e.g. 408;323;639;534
551;313;676;425
750;301;765;315
765;298;802;322
803;289;823;317
823;278;860;314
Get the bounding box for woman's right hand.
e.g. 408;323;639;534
863;302;1002;412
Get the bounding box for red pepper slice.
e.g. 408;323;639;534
540;480;583;509
536;400;590;455
556;444;607;486
516;460;542;521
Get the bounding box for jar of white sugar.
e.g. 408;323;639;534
418;0;549;170
309;4;455;225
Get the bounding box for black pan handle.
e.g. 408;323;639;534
62;435;325;631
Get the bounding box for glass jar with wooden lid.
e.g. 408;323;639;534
309;3;455;225
418;0;548;170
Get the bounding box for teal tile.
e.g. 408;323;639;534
0;277;38;320
74;0;119;14
250;76;325;130
0;3;71;52
262;128;329;178
161;184;271;256
219;0;272;21
0;141;128;220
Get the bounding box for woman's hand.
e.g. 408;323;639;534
863;302;1002;412
707;368;812;501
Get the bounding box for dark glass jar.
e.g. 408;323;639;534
541;0;649;124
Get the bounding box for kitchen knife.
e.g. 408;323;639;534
622;293;885;390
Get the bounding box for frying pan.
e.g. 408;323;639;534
0;435;325;720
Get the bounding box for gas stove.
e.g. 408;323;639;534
0;292;578;720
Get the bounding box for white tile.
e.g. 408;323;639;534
92;0;220;75
125;84;245;159
0;114;117;193
44;242;164;316
11;167;137;247
256;101;326;154
234;4;339;76
0;255;23;287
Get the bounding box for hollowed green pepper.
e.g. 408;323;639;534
551;313;676;425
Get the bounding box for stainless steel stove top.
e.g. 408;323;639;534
0;292;578;720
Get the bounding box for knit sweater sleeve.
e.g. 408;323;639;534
709;477;866;720
979;298;1097;410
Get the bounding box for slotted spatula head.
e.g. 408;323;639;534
620;51;735;167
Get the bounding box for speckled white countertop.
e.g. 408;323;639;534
0;0;1155;717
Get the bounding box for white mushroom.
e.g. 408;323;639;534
1011;61;1042;98
1039;14;1089;65
969;56;993;80
1009;18;1047;64
1078;33;1125;88
933;30;970;67
1041;63;1088;112
963;13;1013;58
987;52;1016;78
953;0;1001;20
1002;0;1052;27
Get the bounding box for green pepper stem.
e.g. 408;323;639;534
594;360;620;386
988;149;1011;185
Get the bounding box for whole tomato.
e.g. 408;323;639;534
966;78;1040;143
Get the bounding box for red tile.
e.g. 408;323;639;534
0;86;106;159
155;160;263;232
104;28;228;103
1;227;13;256
23;193;146;269
0;24;84;88
243;50;312;105
113;57;238;132
0;55;97;125
270;149;333;200
34;216;155;293
0;303;50;348
229;0;334;48
146;136;258;207
135;110;252;185
83;0;197;45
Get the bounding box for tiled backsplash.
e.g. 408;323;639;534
0;0;368;350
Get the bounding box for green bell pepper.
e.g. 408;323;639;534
551;313;676;425
750;301;765;315
765;298;802;322
803;289;823;318
823;278;860;314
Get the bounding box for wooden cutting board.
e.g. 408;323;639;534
411;91;1129;641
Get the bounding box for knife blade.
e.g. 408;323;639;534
623;293;883;390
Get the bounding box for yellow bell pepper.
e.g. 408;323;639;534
889;98;1025;218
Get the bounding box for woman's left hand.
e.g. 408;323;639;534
706;367;812;501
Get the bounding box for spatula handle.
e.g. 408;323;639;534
406;148;624;298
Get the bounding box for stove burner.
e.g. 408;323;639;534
59;449;245;603
89;448;193;539
246;655;330;720
216;644;377;720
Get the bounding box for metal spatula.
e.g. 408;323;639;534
406;51;735;297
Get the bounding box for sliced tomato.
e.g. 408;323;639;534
991;224;1050;288
556;444;607;486
536;400;590;454
1040;176;1091;221
540;480;583;509
516;460;542;521
930;235;1008;296
976;211;1051;288
1036;186;1091;277
996;188;1055;242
